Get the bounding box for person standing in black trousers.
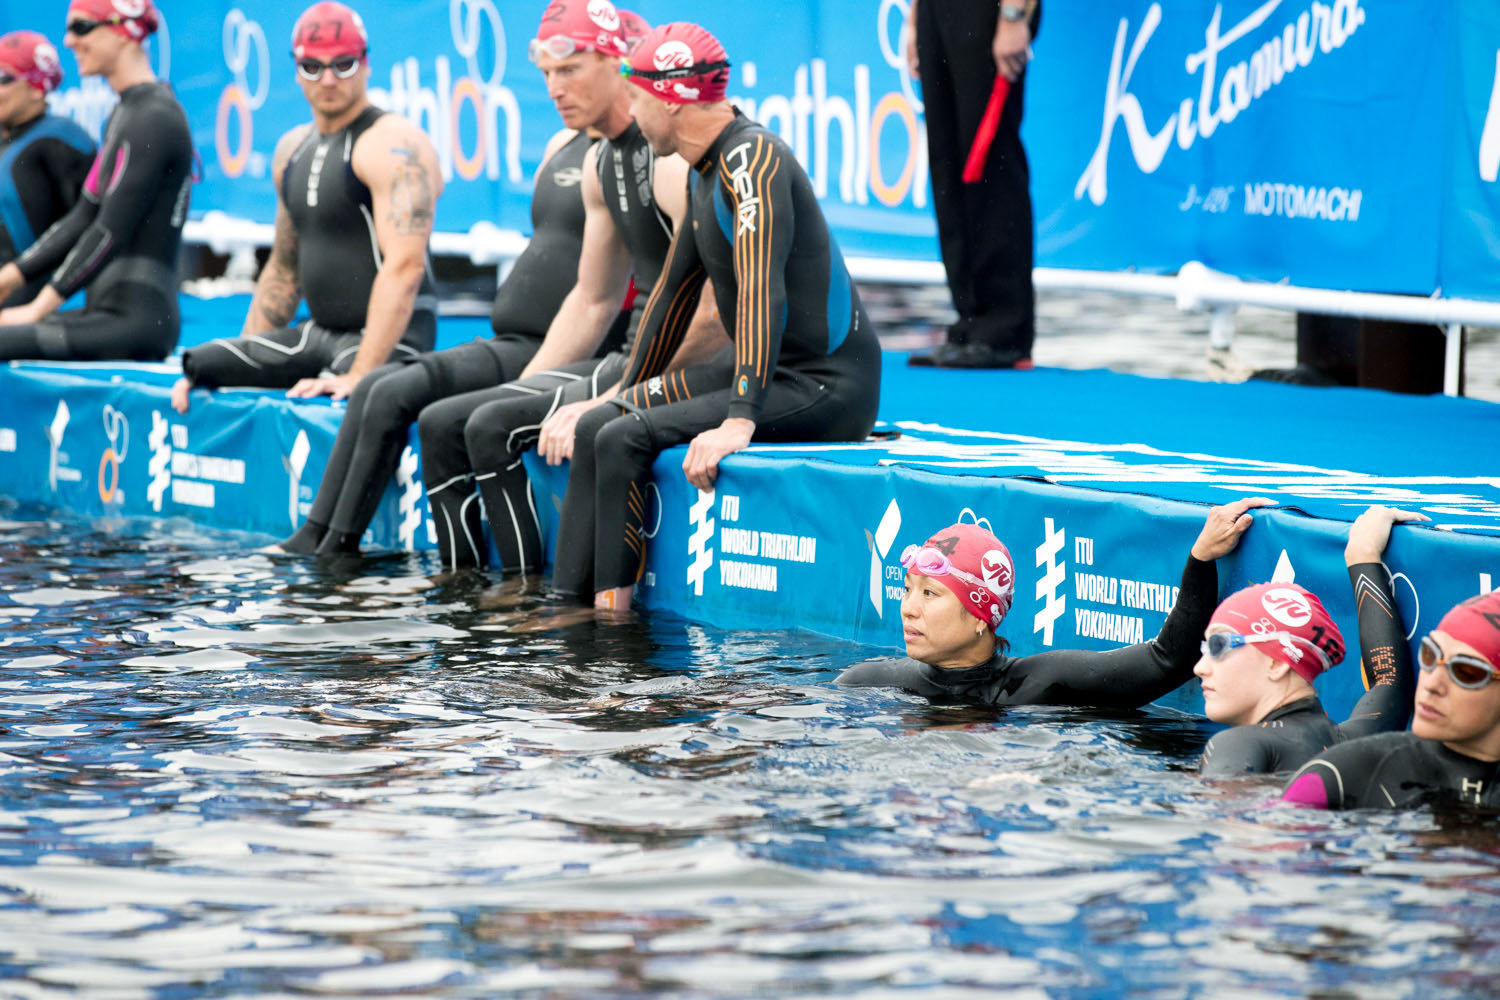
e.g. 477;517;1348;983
905;0;1039;369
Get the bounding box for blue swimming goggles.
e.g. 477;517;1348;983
1200;631;1332;672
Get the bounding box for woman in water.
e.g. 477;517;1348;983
1282;586;1500;811
1194;506;1424;776
837;497;1268;710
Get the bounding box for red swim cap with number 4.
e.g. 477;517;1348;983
0;32;64;93
623;22;731;105
68;0;160;41
292;1;369;62
901;522;1016;632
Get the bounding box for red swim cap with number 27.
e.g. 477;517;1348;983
292;1;368;62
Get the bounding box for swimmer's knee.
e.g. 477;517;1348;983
593;412;653;474
462;405;507;467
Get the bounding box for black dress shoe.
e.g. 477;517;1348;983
907;343;1034;369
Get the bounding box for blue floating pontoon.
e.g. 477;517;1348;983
2;295;1497;720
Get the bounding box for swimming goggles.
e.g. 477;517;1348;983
1200;630;1333;672
0;73;16;87
65;17;122;37
1418;634;1500;689
295;53;365;81
899;544;993;595
528;36;598;63
619;59;730;82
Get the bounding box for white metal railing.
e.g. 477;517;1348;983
182;216;1492;396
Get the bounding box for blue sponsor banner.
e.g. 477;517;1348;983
606;455;1498;722
0;364;429;549
3;0;934;261
1028;0;1448;292
6;0;1500;296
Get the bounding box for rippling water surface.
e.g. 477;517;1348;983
2;509;1499;998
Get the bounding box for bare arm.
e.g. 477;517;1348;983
240;127;308;338
290;117;442;399
519;140;633;378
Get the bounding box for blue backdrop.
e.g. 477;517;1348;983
9;0;1500;297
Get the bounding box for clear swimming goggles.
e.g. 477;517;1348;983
1200;630;1332;672
1418;633;1500;689
529;35;597;62
899;544;991;594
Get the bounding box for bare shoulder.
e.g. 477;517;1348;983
541;128;579;166
364;111;437;152
350;113;438;177
271;124;314;181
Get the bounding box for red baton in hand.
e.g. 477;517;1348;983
961;74;1011;184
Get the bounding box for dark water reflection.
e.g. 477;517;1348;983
1;508;1498;997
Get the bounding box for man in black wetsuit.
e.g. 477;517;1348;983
555;22;882;609
172;1;440;412
268;0;651;558
1283;590;1500;812
1196;507;1423;777
416;9;725;572
838;499;1269;709
0;1;192;362
0;30;95;307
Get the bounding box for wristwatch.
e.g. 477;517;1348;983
999;2;1032;21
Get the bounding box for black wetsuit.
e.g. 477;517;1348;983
276;129;592;555
0;82;191;361
1282;732;1500;812
1198;562;1415;776
419;121;675;571
838;555;1215;708
552;111;881;595
0;113;95;306
181;107;439;389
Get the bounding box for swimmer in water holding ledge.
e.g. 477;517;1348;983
837;497;1271;710
1195;506;1425;776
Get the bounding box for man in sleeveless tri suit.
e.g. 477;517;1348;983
266;0;679;559
172;1;441;410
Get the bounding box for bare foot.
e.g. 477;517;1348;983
170;377;193;414
257;543;287;555
508;605;600;633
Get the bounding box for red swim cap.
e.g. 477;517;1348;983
615;10;652;55
901;522;1016;632
68;0;159;41
534;0;628;60
623;22;731;105
1209;582;1345;683
292;2;369;62
1436;590;1500;668
0;31;64;93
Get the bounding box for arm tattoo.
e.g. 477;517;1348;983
255;268;301;329
255;209;302;328
387;141;435;236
